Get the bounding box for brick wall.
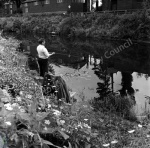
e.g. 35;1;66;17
132;0;143;9
71;3;84;12
71;0;90;12
102;0;111;10
23;0;71;13
117;0;133;10
102;0;143;11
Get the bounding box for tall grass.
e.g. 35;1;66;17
0;9;150;40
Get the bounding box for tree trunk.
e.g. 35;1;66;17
96;0;98;11
15;0;21;9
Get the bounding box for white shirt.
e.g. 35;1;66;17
37;44;50;59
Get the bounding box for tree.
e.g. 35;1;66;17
0;0;24;9
0;0;5;8
9;0;26;13
14;0;22;9
143;0;150;9
95;0;98;11
4;0;25;9
12;0;22;9
38;0;45;6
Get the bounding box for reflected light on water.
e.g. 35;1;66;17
113;72;150;116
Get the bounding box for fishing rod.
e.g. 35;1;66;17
50;47;88;58
54;52;82;58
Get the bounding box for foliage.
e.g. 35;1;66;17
8;0;24;9
0;0;4;8
59;11;150;41
0;37;95;148
1;10;150;41
142;0;150;10
91;64;137;121
0;15;65;35
1;36;150;148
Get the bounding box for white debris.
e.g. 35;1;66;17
128;130;135;133
111;140;118;144
5;121;11;126
103;143;110;147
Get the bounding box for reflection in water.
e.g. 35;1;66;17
113;72;150;116
94;60;112;102
7;33;150;117
119;72;136;105
119;73;135;96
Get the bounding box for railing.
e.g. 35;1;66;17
0;8;145;17
98;9;144;14
69;9;144;17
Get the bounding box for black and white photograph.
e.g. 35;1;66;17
0;0;150;147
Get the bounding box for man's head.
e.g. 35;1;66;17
38;38;45;45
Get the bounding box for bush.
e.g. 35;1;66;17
1;15;64;35
1;10;150;40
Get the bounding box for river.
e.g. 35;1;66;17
5;33;150;118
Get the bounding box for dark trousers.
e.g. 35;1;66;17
38;58;48;77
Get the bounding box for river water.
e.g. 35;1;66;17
7;33;150;117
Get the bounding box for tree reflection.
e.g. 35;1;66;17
120;73;134;96
145;74;149;80
94;61;111;101
137;73;143;78
119;72;136;105
92;61;137;120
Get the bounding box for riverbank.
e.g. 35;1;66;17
0;10;150;42
0;38;150;147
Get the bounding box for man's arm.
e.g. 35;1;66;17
49;52;55;56
43;47;55;58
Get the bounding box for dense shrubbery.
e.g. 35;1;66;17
59;11;150;40
0;10;150;40
0;14;65;34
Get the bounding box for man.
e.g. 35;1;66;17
37;38;55;77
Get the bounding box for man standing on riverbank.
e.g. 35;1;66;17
37;38;55;77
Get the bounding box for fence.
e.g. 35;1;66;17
0;8;145;18
69;9;144;17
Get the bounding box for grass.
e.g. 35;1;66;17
0;35;150;147
71;99;150;148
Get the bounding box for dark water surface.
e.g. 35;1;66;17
7;33;150;117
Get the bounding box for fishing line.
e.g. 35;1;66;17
54;52;81;58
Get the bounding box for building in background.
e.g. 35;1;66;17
22;0;70;13
4;0;104;15
102;0;144;11
22;0;92;14
4;2;17;15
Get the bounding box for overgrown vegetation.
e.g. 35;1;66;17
0;37;99;148
91;64;137;121
0;7;150;41
0;14;67;35
0;1;150;146
0;36;150;148
59;10;150;40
